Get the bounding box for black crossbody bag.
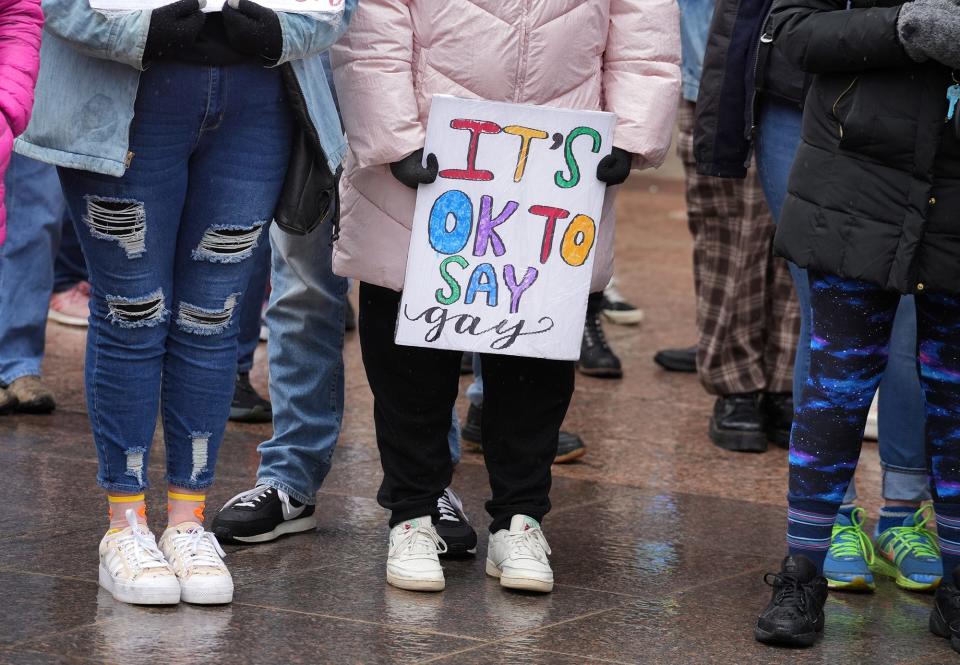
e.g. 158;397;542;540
275;63;340;236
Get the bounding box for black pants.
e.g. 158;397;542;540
359;282;576;532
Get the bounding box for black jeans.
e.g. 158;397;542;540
359;282;575;532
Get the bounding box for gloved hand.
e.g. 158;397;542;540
143;0;206;63
222;0;284;66
390;149;439;189
596;147;633;187
897;0;960;68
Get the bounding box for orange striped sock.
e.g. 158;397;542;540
167;491;206;527
108;494;146;531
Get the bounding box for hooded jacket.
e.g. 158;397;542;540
769;0;960;295
0;0;42;246
329;0;681;292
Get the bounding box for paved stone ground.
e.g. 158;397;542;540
0;173;953;664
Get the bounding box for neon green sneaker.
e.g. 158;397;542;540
824;507;876;592
872;505;942;592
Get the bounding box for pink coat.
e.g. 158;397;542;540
330;0;680;292
0;0;42;247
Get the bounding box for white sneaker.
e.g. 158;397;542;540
160;522;234;604
601;277;644;326
98;509;180;605
386;516;447;592
486;515;554;593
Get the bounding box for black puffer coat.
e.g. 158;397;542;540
771;0;960;295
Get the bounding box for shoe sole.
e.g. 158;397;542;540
219;515;318;545
553;446;587;464
826;575;876;592
180;587;234;605
709;420;767;453
754;626;818;648
653;358;696;373
386;571;445;592
99;564;180;605
439;544;478;559
602;310;643;326
0;397;18;415
767;429;791;449
14;398;56;415
871;557;941;592
485;559;553;593
576;364;623;379
228;406;272;424
47;309;89;327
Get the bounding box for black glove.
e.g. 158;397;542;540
143;0;206;63
596;147;633;187
390;149;439;189
222;0;284;66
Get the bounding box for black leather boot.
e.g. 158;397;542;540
709;392;766;452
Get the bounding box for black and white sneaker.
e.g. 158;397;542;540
435;488;477;558
212;485;316;545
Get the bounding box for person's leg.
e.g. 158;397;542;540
229;236;272;423
756;272;898;647
162;63;292;502
786;272;899;569
359;282;462;525
480;354;574;531
257;220;346;502
53;208;88;293
682;100;770;451
0;154;65;412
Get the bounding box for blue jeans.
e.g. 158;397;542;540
0;155;65;384
58;62;293;492
53;210;88;293
236;239;271;375
756;99;929;503
256;222;347;505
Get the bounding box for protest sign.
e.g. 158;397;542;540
395;95;617;361
90;0;343;13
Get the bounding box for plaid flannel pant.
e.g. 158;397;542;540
678;101;799;396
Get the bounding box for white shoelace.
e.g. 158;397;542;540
223;485;282;510
437;489;466;523
505;527;552;564
116;508;169;574
390;524;448;558
170;525;227;569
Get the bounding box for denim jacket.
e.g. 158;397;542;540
15;0;355;177
678;0;716;102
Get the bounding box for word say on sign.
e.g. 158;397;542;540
396;95;616;361
89;0;344;13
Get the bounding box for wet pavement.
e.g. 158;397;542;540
0;173;952;664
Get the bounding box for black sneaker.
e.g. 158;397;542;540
653;346;697;373
709;393;766;453
435;488;477;557
578;292;623;379
229;372;272;423
460;403;586;463
761;392;793;449
212;485;317;545
755;555;828;648
930;566;960;653
601;280;643;326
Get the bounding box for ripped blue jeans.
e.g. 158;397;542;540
58;62;293;492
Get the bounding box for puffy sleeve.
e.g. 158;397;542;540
602;0;683;169
330;0;424;169
0;0;43;135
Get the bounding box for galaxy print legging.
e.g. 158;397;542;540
787;272;960;572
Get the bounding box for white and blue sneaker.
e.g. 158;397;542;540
824;507;876;592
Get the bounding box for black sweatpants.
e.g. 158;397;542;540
358;282;576;532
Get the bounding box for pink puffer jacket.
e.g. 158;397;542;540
0;0;41;247
330;0;680;292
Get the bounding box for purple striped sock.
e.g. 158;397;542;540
935;507;960;580
787;504;837;573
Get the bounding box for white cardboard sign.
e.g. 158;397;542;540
396;95;616;361
90;0;343;13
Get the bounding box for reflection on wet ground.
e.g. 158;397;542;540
0;177;947;663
